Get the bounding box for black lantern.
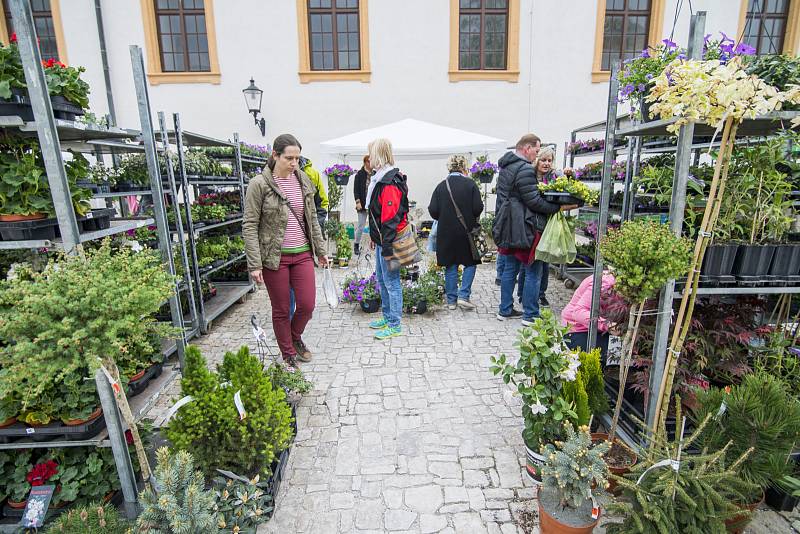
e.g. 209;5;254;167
243;78;265;136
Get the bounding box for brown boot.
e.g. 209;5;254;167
293;339;312;362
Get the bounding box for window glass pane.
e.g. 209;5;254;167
312;51;323;69
607;0;625;11
485;0;507;8
322;33;333;51
161;34;173;53
187;33;198;53
309;0;321;7
350;51;359;69
310;14;321;32
200;54;209;70
485;14;505;32
189;53;200;70
460;0;481;8
170;15;181;33
163;53;175;71
199;33;208;53
748;0;763;11
172;34;184;53
323;51;333;69
337;13;348;31
184;15;196;33
338;32;348;51
348;14;358;31
485;52;503;69
320;0;331;7
312;34;322;51
339;51;349;69
336;0;357;7
349;32;358;50
322;14;332;32
173;53;185;70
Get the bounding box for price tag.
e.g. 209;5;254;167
234;390;247;420
26;427;35;434
163;395;194;423
21;485;55;528
715;401;727;419
85;211;94;219
100;365;121;394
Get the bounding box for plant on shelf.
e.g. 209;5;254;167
0;243;174;425
213;473;273;532
538;176;599;205
469;155;498;185
136;447;219;534
117;154;151;187
692;372;800;513
166;346;293;478
195;236;231;267
607;399;756;534
43;58;90;110
618;39;684;116
538;423;609;533
192;203;229;222
490;311;580;452
744;54;800;111
599;220;691;446
88;162;123;187
45;502;130;533
0;38;25;99
183;150;232;177
574;160;626;181
0;449;34;506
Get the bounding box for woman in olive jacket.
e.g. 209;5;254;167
243;134;328;367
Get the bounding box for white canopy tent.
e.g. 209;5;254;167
320;118;507;159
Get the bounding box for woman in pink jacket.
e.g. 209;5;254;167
561;272;617;362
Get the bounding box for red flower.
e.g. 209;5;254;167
9;33;17;44
125;429;134;445
26;460;58;486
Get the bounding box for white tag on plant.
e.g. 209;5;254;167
715;401;727;419
234;390;247;420
163;395;194;423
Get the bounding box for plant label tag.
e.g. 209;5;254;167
234;390;247;420
590;494;599;519
21;485;55;528
252;325;268;345
716;401;727;419
100;365;121;394
86;212;94;219
26;427;34;434
220;381;231;388
163;395;194;423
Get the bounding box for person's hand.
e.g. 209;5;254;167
560;204;579;211
564;167;574;177
370;241;376;250
250;270;264;285
318;255;329;267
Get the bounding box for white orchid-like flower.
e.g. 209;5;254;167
530;398;548;415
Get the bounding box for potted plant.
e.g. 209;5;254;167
538;423;609;533
114;154;151;191
336;230;352;267
402;281;428;315
2;449;35;508
43;58;90;118
45;502;130;533
538;176;600;206
691;372;800;532
744;53;800;111
599;220;691;476
213;473;273;532
469;155;498;185
618;39;683;121
0;37;30;120
341;272;381;312
324;163;355;186
490;310;581;482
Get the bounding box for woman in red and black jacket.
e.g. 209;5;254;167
366;138;408;340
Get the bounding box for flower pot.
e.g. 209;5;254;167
702;244;739;276
538;488;600;534
50;95;84;120
408;299;427;314
732;244;776;277
7;498;27;509
769;244;800;276
0;416;17;428
725;490;763;533
334;175;350;186
128;368;146;382
0;212;46;222
62;406;102;426
338;258;350;268
765;484;800;512
479;174;494;184
360;298;380;313
591;432;637;493
525;442;546;484
639;97;653;123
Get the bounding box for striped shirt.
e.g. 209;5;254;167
274;173;310;253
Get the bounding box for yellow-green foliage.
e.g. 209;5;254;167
579;349;608;415
562;373;590;427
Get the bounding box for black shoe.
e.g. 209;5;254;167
354;244;361;255
539;296;550;308
495;279;501;286
496;309;523;320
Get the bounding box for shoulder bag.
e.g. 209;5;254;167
446;177;484;261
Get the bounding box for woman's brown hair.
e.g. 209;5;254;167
267;133;302;171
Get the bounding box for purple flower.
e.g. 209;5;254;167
720;32;734;45
704;33;712;44
639;48;650;58
662;38;678;50
645;73;654;81
665;70;674;86
734;42;756;56
677;53;687;60
637;84;646;92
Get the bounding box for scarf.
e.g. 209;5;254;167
365;164;393;209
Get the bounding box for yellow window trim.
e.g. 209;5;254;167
140;0;221;85
591;0;666;83
296;0;371;84
738;0;800;55
448;0;519;83
0;0;68;64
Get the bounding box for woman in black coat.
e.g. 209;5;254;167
428;155;484;310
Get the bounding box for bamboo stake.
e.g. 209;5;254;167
652;117;739;434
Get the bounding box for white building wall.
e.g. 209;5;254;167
57;0;740;220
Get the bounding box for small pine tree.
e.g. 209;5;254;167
136;448;219;534
45;502;129;533
578;349;609;415
562;374;591;427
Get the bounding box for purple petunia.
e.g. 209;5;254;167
324;163;355;178
734;42;756;56
662;38;678;50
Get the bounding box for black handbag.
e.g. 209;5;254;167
445;177;484;261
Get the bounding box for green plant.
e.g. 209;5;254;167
117;154;151;186
136;447;219;534
48;447;121;506
0;243;174;424
692;372;800;494
538;176;599;205
266;362;313;395
196;236;230;267
744;54;800;110
560;374;590;426
0;135;51;216
540;423;609;510
43;59;90;109
0;41;25;99
479;213;494;240
45;502;130;533
336;230;352;260
490;310;580;448
0;448;34;502
213;474;273;533
184;150;231;177
327;176;343;211
88;163;123;185
324;218;343;240
167;346;293;478
608;400;756;534
618;40;683;113
578;349;608;416
192;203;229;222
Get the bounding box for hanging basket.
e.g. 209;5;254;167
334;175;350;186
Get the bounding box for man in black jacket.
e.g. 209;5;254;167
493;134;574;324
353;155;371;255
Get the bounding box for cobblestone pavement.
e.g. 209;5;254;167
145;260;797;533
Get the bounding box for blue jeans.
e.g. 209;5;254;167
445;264;476;304
500;255;544;320
375;245;403;328
518;263;548;300
498;253;525;298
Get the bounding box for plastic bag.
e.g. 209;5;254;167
322;266;338;309
536;212;577;264
427;220;438;253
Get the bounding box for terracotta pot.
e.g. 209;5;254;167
591;432;637;493
0;212;46;222
538;493;600;534
7;498;27;509
129;368;147;382
102;490;116;504
62;406;103;426
725;490;764;533
0;416;17;428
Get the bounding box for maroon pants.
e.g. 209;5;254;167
262;251;316;357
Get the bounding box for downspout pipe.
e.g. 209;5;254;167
94;0;116;127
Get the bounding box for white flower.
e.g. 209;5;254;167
530;399;548;415
550;344;563;355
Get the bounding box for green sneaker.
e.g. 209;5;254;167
374;326;402;340
369;318;388;329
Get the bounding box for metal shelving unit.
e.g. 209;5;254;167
584;11;800;445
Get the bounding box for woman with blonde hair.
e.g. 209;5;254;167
243;133;328;368
428;154;484;309
367;138;410;340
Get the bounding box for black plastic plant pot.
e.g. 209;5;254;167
50;95;85;120
0;99;34;121
408;300;427;314
701;244;739;276
769;244;800;276
639;97;653;123
334;175;350;186
543;192;585;207
732;244;776;277
479;174;494;184
0;217;58;241
76;208;114;233
765;485;800;512
360;298;380;313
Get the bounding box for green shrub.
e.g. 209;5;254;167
541;423;608;510
45;502;129;533
578;349;608;415
561;373;590;426
167;346;293;478
267;363;313;395
214;474;272;533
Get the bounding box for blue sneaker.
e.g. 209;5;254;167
369;318;388;329
374;326;402;340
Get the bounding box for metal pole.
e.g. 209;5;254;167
94;0;117;127
95;370;138;519
129;45;186;369
587;60;621;349
159;112;198;335
9;0;81;253
646;11;706;426
172;113;207;333
626;136;642;221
